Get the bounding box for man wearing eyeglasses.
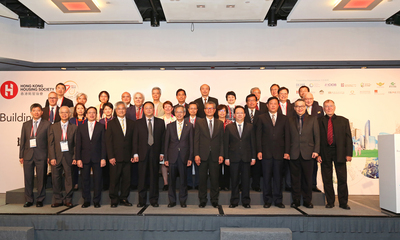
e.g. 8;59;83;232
288;99;320;209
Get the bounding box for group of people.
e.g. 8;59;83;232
19;82;353;210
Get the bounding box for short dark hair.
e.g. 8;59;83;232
73;103;86;118
188;101;198;108
246;94;257;102
294;99;305;106
102;102;114;111
234;105;245;113
270;84;280;91
98;91;110;102
267;96;279;104
176;88;186;96
278;87;289;94
143;101;154;108
299;85;310;92
30;103;42;112
55;83;66;90
225;91;236;101
86;106;97;114
216;104;228;113
163;101;173;109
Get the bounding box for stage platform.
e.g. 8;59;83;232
1;189;400;240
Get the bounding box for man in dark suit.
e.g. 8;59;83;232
304;92;324;193
76;107;106;208
224;106;256;208
19;103;51;207
250;87;267;114
106;101;135;208
164;105;193;208
121;92;134;120
48;106;77;208
193;84;219;118
133;101;165;207
244;94;262;192
288;99;320;208
194;101;224;208
270;84;280;98
257;97;290;208
185;102;201;190
298;86;320;106
45;83;74;108
42;92;61;124
172;88;189;116
317;100;352;210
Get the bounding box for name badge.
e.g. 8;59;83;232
60;141;69;152
30;139;37;148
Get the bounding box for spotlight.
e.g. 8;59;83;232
267;8;276;27
151;10;160;27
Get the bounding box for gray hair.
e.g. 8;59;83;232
115;101;127;109
250;87;261;94
152;87;161;95
174;105;186;113
76;92;88;101
134;92;145;101
205;101;216;109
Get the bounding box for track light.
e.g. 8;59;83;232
151;10;159;27
267;8;276;27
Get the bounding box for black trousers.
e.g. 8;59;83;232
262;158;284;204
219;162;230;189
198;153;220;204
168;155;188;204
283;160;291;188
130;162;139;186
321;147;349;206
138;147;159;205
312;159;318;187
109;161;131;204
187;163;199;188
289;155;314;203
23;156;46;203
229;161;251;205
51;156;73;204
82;161;103;203
251;158;262;189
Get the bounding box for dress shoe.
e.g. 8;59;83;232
94;202;101;208
212;202;219;208
187;186;193;190
219;187;228;191
194;186;199;190
120;199;132;206
199;202;206;208
303;202;314;208
162;185;169;191
23;202;33;207
168;202;176;208
65;202;73;208
339;204;351;210
252;187;261;192
229;204;238;208
325;204;334;208
263;203;272;208
82;202;90;208
151;203;159;207
312;187;322;192
137;203;145;208
291;200;300;208
110;203;118;208
130;185;137;191
242;204;251;208
51;203;63;208
275;203;285;208
285;187;292;192
180;203;187;208
36;201;43;207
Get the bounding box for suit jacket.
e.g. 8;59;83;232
128;105;145;121
278;100;294;118
48;121;77;165
224;122;256;163
288;114;320;160
154;101;165;117
19;119;51;161
172;103;189;116
308;102;324;118
194;117;224;161
244;106;261;125
106;117;135;163
133;117;165;161
194;96;219;118
258;101;268;114
164;120;194;164
184;116;200;128
256;112;290;160
42;106;61;124
76;121;106;164
319;114;353;163
45;97;73;108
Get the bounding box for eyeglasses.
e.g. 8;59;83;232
205;108;215;110
295;105;305;109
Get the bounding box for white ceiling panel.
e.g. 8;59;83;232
19;0;143;24
160;0;273;23
288;0;400;22
0;3;18;20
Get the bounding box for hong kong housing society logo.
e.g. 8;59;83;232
64;80;79;100
0;81;18;99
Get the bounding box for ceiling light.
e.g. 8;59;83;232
260;67;265;70
197;5;205;8
333;0;383;11
160;68;166;70
226;5;235;8
51;0;101;13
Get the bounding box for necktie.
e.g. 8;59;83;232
256;104;259;111
209;119;213;137
136;107;142;120
121;118;125;136
148;119;154;146
62;124;67;141
238;124;242;138
89;122;94;140
250;110;254;123
178;122;183;140
307;106;311;115
298;116;302;135
327;117;333;145
204;98;207;104
33;121;38;137
272;114;276;126
50;107;54;123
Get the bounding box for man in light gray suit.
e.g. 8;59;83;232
19;103;51;207
48;106;78;208
288;99;320;209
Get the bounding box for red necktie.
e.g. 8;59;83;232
256;104;259;111
327;117;333;145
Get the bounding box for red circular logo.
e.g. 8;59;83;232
0;81;18;99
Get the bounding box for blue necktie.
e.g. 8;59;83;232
50;107;54;123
